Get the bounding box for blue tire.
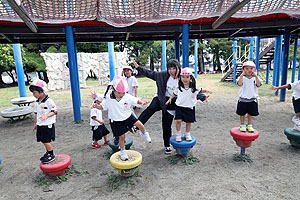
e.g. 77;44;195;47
169;134;196;148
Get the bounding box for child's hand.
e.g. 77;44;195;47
142;101;149;105
201;95;210;104
206;90;213;94
33;124;37;131
131;58;139;68
90;91;97;100
271;85;278;91
40;115;48;121
165;99;171;105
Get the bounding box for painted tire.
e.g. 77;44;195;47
10;97;36;105
0;106;33;118
169;134;196;148
284;128;300;148
40;154;71;176
108;137;133;152
110;150;142;170
230;127;259;141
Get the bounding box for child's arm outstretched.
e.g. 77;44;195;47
272;84;290;91
92;117;104;124
137;99;149;106
165;93;175;105
201;89;212;94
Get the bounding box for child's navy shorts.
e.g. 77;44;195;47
37;124;55;143
110;114;138;137
292;97;300;113
92;124;110;141
174;105;196;123
236;101;259;116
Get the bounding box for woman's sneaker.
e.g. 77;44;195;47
164;147;172;154
240;124;246;132
41;154;55;164
120;149;128;161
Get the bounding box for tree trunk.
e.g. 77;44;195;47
6;71;16;83
150;56;154;71
24;71;30;85
43;71;49;83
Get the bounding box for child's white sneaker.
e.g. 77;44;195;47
120;149;128;161
176;133;182;142
292;116;300;126
141;131;151;143
185;132;192;141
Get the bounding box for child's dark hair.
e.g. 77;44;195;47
178;75;197;93
29;85;43;93
104;85;113;97
167;59;181;77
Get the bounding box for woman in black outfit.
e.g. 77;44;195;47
132;59;206;154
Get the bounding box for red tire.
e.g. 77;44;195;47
40;154;71;176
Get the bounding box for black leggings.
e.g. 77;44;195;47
138;96;175;147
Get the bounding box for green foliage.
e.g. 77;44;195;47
106;169;142;191
77;43;107;53
46;46;58;53
233;153;253;163
0;44;16;73
167;152;200;165
24;52;46;72
35;165;88;192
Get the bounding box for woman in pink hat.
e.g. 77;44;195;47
92;75;151;161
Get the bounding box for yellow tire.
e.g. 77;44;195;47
110;150;142;170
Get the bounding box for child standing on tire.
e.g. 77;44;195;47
90;95;110;148
92;75;151;161
30;79;58;164
272;81;300;130
166;68;212;141
236;61;262;132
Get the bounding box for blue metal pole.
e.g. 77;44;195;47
182;24;189;68
266;62;270;84
275;35;283;95
65;26;81;122
241;147;245;156
233;40;237;84
280;29;291;102
255;36;261;74
272;37;278;85
194;39;198;78
12;44;27;97
162;40;167;71
74;42;82;107
108;42;115;81
298;56;300;81
250;37;254;61
175;38;180;63
292;35;298;83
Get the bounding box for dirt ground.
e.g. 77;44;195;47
0;81;300;200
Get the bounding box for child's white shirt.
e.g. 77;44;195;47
90;108;103;126
101;93;138;121
34;96;57;126
290;80;300;100
238;76;259;99
165;76;178;97
174;85;201;108
126;76;138;96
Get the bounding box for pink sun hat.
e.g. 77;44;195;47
30;79;48;95
242;61;256;68
180;67;193;76
111;75;129;93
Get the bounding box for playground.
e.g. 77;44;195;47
1;75;300;199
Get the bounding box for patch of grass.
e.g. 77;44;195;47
233;153;253;163
167;153;200;165
106;169;142;191
103;151;113;160
182;153;200;165
35;164;88;192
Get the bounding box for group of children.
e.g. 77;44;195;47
30;59;300;164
